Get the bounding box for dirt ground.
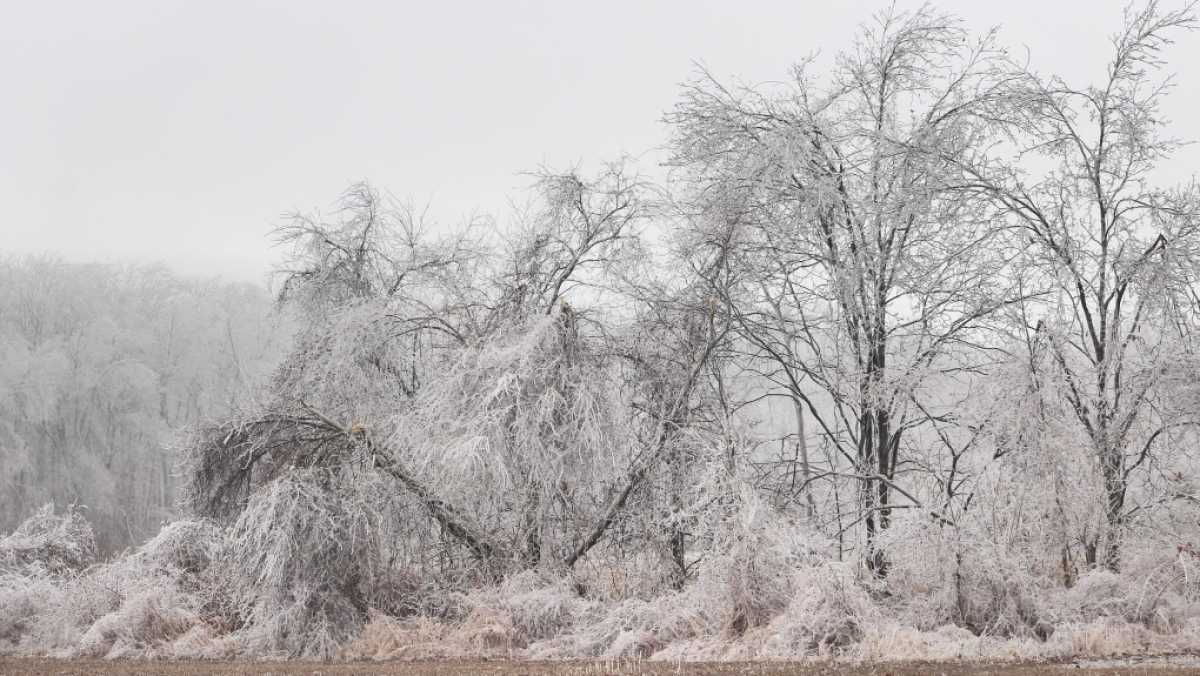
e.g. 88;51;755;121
1;657;1199;676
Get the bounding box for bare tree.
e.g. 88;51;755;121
668;6;1020;575
185;165;729;587
960;0;1200;570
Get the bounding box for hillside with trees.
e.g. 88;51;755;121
0;258;288;552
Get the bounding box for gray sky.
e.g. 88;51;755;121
3;0;1197;283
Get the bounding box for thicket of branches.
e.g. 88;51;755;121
4;1;1200;663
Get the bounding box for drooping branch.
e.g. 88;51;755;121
299;402;504;564
564;318;727;568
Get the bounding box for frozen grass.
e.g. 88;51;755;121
6;499;1200;664
9;656;1200;676
338;546;1200;664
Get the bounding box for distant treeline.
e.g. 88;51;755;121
0;257;288;552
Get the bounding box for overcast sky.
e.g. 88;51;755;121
3;1;1197;283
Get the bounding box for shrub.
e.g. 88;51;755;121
0;504;96;576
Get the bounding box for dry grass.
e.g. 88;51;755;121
1;657;1198;676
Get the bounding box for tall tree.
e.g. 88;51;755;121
669;6;1018;575
962;0;1200;570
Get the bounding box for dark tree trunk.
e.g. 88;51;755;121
862;338;894;578
1099;444;1126;572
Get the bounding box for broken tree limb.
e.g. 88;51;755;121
300;401;503;564
563;322;727;568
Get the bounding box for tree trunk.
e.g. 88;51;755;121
522;490;542;567
1099;444;1126;571
862;336;893;578
793;397;817;519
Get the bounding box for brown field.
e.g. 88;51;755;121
2;658;1199;676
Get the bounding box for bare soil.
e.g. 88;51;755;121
2;658;1198;676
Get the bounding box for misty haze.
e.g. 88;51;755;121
4;2;1200;674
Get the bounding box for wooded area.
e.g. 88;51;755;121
0;258;286;551
3;2;1200;664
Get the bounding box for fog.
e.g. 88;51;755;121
4;1;1196;281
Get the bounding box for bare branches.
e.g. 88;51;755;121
297;401;503;565
959;0;1200;571
273;182;486;326
667;2;1022;575
499;162;649;318
565;303;729;568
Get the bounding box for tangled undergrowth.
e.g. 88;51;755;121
4;504;1200;664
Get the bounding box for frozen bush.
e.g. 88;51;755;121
489;571;600;644
221;470;395;658
5;515;225;659
134;519;223;577
756;564;874;656
0;572;61;652
0;505;100;654
0;504;96;576
947;549;1050;639
75;584;201;658
881;513;1054;640
1049;567;1200;634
